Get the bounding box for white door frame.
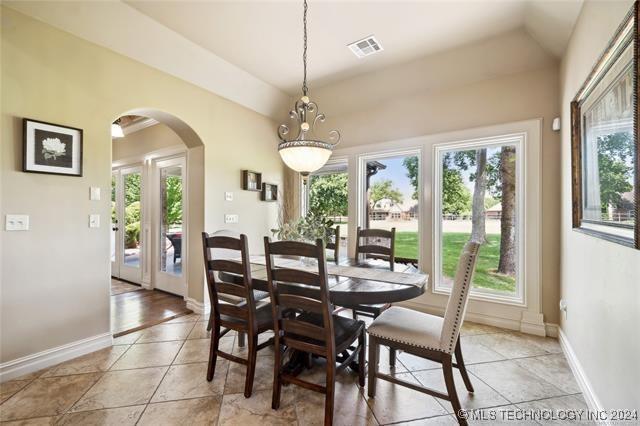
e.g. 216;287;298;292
111;165;144;284
152;155;188;296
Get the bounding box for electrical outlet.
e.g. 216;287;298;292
224;214;239;224
5;215;29;231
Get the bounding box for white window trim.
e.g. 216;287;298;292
432;133;526;306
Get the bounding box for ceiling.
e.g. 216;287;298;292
6;0;583;118
126;0;583;94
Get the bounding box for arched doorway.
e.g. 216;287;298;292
110;109;204;336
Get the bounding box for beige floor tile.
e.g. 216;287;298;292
138;396;222;426
231;332;274;358
70;367;167;412
364;372;448;424
460;322;508;336
469;360;567;403
513;354;581;394
0;373;101;421
151;361;227;402
412;369;509;412
112;331;142;345
515;395;592;425
463;333;549;359
458;336;506;364
136;323;196;343
42;346;129;377
218;387;298;425
57;405;145;425
0;417;59;425
295;381;377;426
507;332;563;354
110;341;183;370
174;338;233;364
225;356;274;395
396;352;440;372
164;313;201;324
188;322;213;340
0;380;31;404
396;415;458;425
8;370;48;382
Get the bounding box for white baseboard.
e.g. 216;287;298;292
544;323;559;338
185;297;209;315
0;332;112;383
558;328;606;422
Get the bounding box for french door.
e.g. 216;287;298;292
111;166;143;284
153;156;187;296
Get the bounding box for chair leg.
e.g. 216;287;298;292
244;334;258;398
454;336;474;393
206;310;213;332
443;355;467;426
367;336;379;398
324;365;335;426
389;348;397;368
238;332;246;348
272;340;282;410
358;328;366;387
352;309;358;320
206;324;220;381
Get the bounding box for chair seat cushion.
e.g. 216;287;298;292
218;290;269;305
367;306;444;352
294;313;364;352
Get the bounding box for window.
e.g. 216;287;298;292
359;151;420;263
434;137;523;302
305;160;349;260
571;5;639;249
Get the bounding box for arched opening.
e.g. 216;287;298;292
109;109;204;337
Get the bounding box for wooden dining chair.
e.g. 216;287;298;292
366;241;481;426
264;237;366;426
354;226;396;270
202;232;273;398
325;225;340;264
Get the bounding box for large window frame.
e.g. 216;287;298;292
356;148;423;266
571;3;640;250
432;135;526;306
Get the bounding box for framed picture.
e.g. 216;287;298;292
261;183;278;202
570;2;639;249
242;170;262;191
23;118;83;176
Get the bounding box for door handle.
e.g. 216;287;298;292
112;227;119;231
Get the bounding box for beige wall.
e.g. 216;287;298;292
314;64;562;325
559;0;640;409
1;7;283;364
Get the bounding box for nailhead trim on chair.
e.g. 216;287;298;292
366;328;443;353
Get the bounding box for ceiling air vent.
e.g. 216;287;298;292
348;35;383;58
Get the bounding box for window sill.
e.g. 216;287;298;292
432;286;526;308
573;227;636;249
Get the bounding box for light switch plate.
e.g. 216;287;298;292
89;214;100;228
5;215;29;231
224;214;239;224
224;192;233;201
90;187;101;201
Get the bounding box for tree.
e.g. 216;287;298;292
308;173;348;217
369;180;403;207
164;175;183;225
441;154;471;215
403;156;419;200
497;146;516;275
470;149;488;244
597;132;633;211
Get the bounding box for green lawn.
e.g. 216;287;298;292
395;231;516;293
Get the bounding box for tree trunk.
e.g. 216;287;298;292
470;149;488;244
498;146;517;275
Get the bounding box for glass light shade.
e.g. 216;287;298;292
279;145;332;175
111;123;124;138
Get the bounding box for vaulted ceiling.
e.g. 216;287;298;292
5;0;583;119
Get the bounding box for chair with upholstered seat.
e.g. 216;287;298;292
366;241;481;426
202;232;273;398
264;237;366;426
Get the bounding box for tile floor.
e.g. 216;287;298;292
0;315;588;425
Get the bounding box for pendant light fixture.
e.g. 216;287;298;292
277;0;340;181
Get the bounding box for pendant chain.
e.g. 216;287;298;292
302;0;308;96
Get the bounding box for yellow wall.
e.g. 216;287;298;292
1;7;283;363
559;0;640;409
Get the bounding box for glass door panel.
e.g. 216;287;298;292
160;165;183;277
123;170;142;268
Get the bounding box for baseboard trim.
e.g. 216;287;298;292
544;323;559;338
0;332;112;383
558;328;606;422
